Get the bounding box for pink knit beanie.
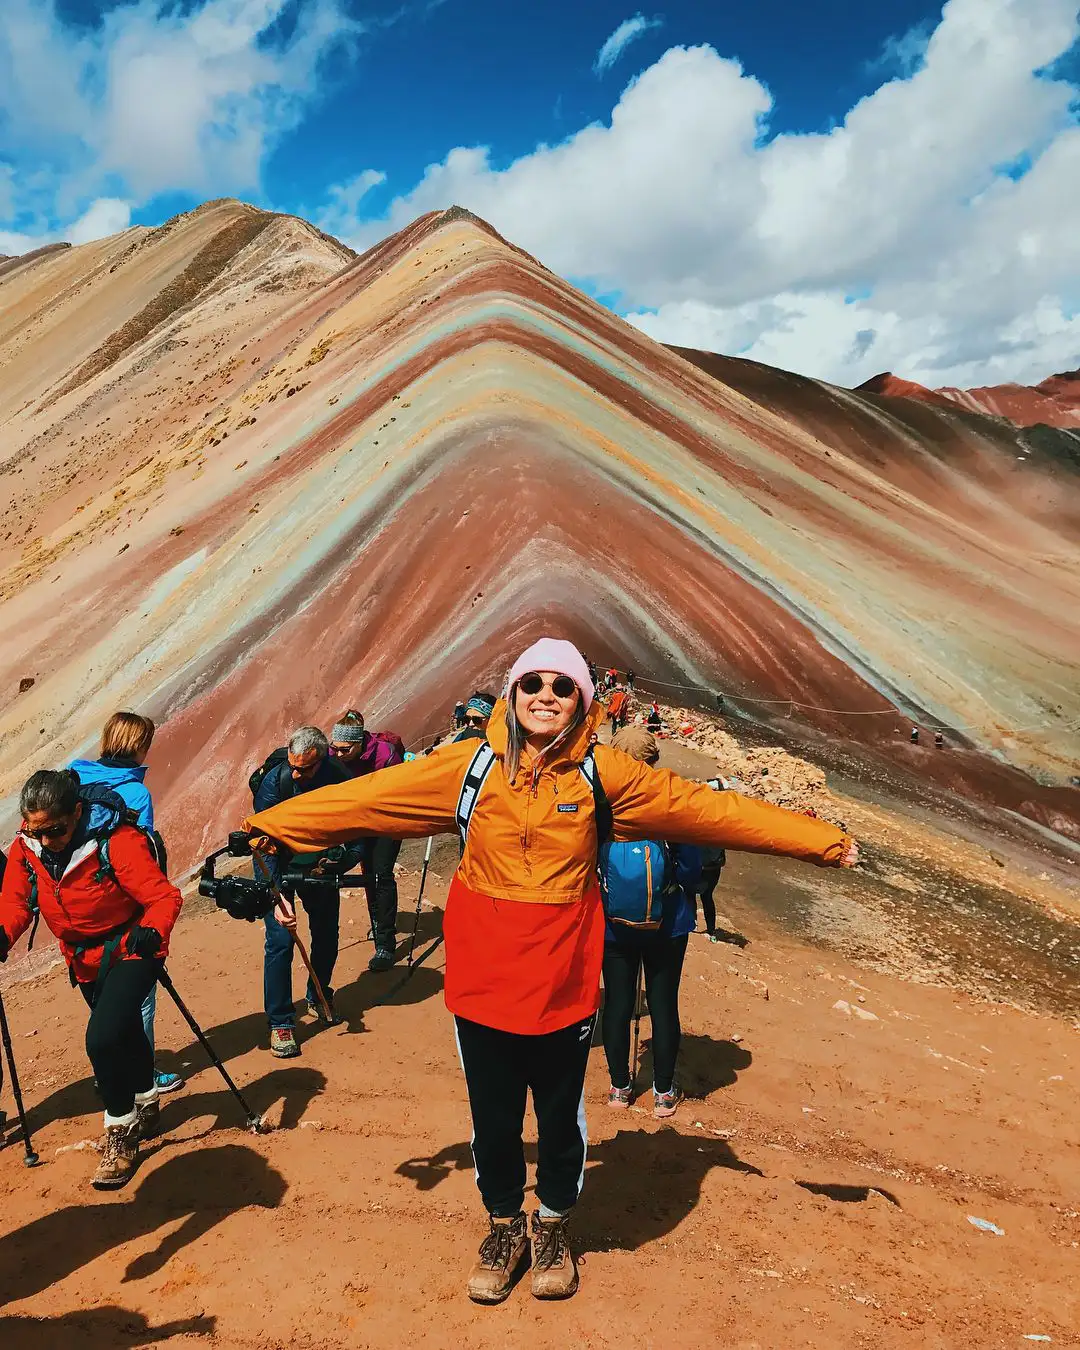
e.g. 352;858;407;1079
506;638;594;712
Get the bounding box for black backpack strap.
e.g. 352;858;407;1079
22;856;41;951
579;748;614;846
456;743;497;849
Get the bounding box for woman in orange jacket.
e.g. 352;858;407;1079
246;638;857;1305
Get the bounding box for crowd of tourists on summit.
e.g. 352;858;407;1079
0;638;857;1304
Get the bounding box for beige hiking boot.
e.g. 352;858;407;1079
530;1212;578;1299
92;1121;141;1190
467;1213;529;1304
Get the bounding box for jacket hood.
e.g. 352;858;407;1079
70;758;147;788
485;698;606;766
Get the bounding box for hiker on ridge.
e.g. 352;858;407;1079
253;725;351;1053
328;710;405;972
453;701;467;731
0;769;183;1189
600;726;701;1119
70;711;183;1095
244;637;858;1306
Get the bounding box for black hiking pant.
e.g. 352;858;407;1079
695;864;724;934
454;1014;594;1218
602;934;688;1095
79;958;159;1117
365;837;402;953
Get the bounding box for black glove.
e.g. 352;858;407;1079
0;926;9;962
126;925;163;960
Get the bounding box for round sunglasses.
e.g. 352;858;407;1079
517;672;578;698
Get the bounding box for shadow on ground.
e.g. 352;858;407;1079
0;1144;285;1306
0;1307;215;1348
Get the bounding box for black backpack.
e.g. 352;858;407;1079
249;748;290;803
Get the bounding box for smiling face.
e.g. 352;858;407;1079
514;670;581;746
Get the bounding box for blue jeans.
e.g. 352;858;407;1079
141;986;156;1055
263;882;341;1028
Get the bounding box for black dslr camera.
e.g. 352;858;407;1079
199;832;277;922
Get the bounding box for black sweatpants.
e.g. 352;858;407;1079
79;958;159;1117
454;1014;594;1218
695;865;723;934
365;836;402;952
602;935;688;1095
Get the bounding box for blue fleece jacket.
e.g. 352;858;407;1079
69;758;154;832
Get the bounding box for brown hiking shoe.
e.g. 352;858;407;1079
91;1121;140;1190
136;1099;161;1140
530;1212;578;1299
270;1026;300;1058
467;1213;529;1304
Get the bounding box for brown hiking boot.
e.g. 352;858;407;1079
136;1099;161;1140
530;1212;578;1299
91;1121;140;1190
467;1213;529;1304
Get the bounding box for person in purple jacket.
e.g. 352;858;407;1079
328;710;406;972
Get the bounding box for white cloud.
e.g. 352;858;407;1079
594;13;663;75
0;0;361;251
333;0;1080;389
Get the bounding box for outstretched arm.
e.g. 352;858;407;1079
596;747;855;867
244;740;476;854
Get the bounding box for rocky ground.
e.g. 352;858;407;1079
0;732;1077;1349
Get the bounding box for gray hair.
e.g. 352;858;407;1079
20;768;80;819
288;725;328;758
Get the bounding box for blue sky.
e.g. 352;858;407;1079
2;0;1078;388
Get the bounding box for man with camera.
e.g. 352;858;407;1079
252;726;357;1057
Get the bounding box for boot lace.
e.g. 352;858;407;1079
533;1216;569;1271
478;1218;519;1271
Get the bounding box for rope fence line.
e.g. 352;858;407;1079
394;668;1079;750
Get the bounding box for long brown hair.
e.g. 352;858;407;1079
504;685;585;783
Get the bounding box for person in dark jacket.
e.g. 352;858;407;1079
601;727;701;1119
0;770;183;1188
328;710;406;972
70;710;182;1094
452;692;497;743
254;726;351;1056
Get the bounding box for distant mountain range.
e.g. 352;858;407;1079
1;200;1076;866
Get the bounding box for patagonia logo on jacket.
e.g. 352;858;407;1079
557;803;579;814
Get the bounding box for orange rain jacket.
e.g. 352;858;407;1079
246;699;851;899
246;700;851;1033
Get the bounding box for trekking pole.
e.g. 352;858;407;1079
155;966;267;1134
406;837;434;967
630;961;644;1089
0;985;41;1166
251;853;335;1025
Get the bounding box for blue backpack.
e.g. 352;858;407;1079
598;839;673;930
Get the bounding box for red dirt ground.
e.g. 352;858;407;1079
0;739;1077;1349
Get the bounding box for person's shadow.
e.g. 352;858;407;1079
0;1143;286;1307
578;1127;763;1251
28;1065;326;1139
394;1128;764;1254
673;1032;752;1099
0;1307;215;1348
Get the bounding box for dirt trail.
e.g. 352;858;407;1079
0;743;1078;1348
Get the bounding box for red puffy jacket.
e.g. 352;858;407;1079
0;826;183;982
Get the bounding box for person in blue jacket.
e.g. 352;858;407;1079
600;725;702;1120
70;711;183;1095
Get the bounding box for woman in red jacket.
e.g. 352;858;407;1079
0;769;183;1189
